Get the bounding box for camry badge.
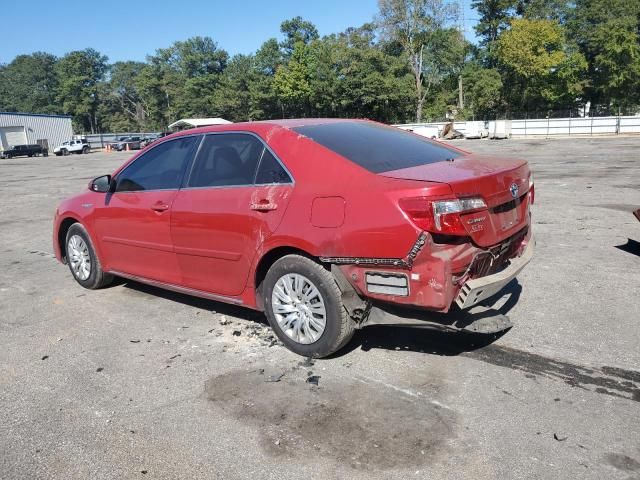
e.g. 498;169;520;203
510;183;519;198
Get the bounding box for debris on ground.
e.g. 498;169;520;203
265;372;286;383
129;339;140;343
168;354;181;361
41;355;48;360
232;330;241;336
219;316;229;325
553;433;568;441
306;375;321;386
298;357;315;368
441;121;464;140
96;367;104;372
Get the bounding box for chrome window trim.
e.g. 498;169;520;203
183;130;295;190
178;182;294;192
113;133;204;194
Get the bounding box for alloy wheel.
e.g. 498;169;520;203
67;234;91;281
271;273;327;344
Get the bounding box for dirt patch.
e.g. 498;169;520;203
205;367;456;470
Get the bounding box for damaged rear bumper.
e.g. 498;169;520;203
335;226;532;313
455;237;534;309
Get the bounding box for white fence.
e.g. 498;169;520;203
395;115;640;138
81;132;160;150
511;116;640;136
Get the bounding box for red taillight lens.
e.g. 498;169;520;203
399;196;487;235
529;174;535;204
398;197;436;231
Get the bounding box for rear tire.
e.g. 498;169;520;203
65;223;113;290
263;255;354;358
83;146;89;154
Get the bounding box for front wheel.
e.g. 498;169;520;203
263;255;354;358
62;149;69;156
83;146;89;154
65;223;113;289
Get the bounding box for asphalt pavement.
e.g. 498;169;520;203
1;136;639;479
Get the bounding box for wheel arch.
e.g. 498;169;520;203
253;245;322;309
57;217;81;262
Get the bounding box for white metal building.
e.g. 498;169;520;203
0;112;73;152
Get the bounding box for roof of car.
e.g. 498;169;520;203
166;118;369;140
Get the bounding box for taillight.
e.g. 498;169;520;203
528;173;535;204
399;196;487;235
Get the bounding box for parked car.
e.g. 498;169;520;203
109;136;142;151
53;119;534;357
140;136;155;148
1;144;48;159
54;139;90;156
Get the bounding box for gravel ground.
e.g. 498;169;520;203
1;136;639;480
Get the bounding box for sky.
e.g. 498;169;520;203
0;0;478;64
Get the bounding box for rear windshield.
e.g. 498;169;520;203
292;121;460;173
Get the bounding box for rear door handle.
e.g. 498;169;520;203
250;201;278;211
151;202;169;212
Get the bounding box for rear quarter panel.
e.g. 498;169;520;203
258;128;450;260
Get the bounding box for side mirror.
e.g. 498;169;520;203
89;174;114;193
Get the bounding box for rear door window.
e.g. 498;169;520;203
187;133;264;188
255;150;292;184
115;135;200;192
292;121;460;173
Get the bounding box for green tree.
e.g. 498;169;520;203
212;54;260;121
107;61;147;130
471;0;516;65
568;0;640;113
280;16;319;55
55;48;108;133
377;0;460;122
461;63;503;118
0;52;59;114
495;18;587;112
274;42;313;116
515;0;570;22
146;37;229;124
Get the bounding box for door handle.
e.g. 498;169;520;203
250;200;278;211
151;202;169;212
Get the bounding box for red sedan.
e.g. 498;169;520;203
53;119;534;357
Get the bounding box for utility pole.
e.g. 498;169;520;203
458;0;465;111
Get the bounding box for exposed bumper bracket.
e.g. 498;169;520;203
455;238;534;310
362;303;513;335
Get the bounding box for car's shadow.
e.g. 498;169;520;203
615;238;640;258
117;277;521;358
118;279;266;323
337;280;522;357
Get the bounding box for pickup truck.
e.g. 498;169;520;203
1;144;48;159
54;139;91;156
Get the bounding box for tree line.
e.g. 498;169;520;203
0;0;638;133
